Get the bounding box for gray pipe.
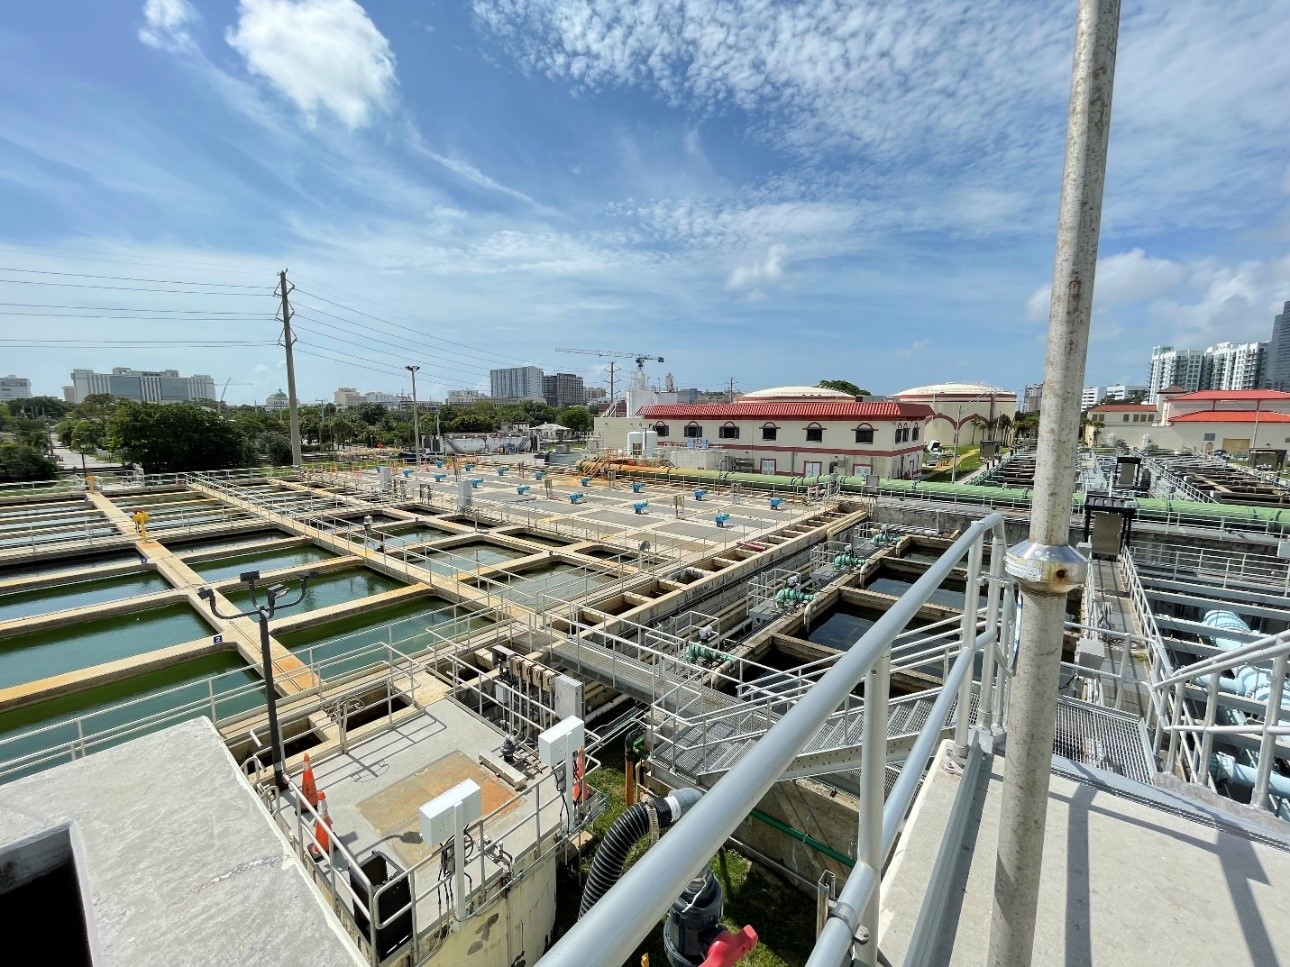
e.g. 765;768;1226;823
539;512;1006;967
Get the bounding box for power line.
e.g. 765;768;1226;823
0;339;275;348
292;313;495;382
0;278;269;295
0;242;267;275
0;302;267;314
0;266;266;288
0;312;272;321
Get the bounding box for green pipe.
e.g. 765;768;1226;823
748;807;854;868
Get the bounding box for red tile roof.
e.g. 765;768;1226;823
1088;403;1156;412
1170;410;1290;424
638;401;932;421
1170;390;1290;401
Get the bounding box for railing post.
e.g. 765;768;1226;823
980;534;1005;727
857;648;890;967
1165;681;1184;774
954;536;984;756
1198;673;1220;785
1253;654;1288;809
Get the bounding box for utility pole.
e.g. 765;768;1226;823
277;270;303;467
406;364;421;462
988;3;1119;966
727;377;737;403
608;361;616;411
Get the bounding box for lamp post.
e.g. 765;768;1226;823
198;569;316;791
406;364;422;464
951;389;995;484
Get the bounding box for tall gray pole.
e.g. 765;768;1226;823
988;2;1119;965
278;270;303;467
406;364;421;462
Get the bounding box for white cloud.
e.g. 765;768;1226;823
1154;254;1290;346
727;245;788;291
139;0;199;52
1024;248;1186;322
226;0;396;129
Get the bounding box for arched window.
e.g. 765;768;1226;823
853;423;875;444
761;422;779;441
653;422;670;438
684;421;703;438
805;422;824;443
718;421;740;440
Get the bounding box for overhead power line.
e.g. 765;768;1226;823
0;266;266;289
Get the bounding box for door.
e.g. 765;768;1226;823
804;460;823;477
852;462;871;478
760;458;777;475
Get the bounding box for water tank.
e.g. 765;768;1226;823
627;430;658;457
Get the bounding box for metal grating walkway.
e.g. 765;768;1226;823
1052;695;1155;784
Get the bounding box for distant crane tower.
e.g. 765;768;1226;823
555;348;665;409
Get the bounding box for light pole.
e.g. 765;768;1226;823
951;389;995;484
406;364;421;464
198;570;316;791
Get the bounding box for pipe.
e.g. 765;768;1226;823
542;513;1005;967
579;787;702;917
1210;752;1290;801
748;808;854;869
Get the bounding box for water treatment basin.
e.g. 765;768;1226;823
0;572;172;623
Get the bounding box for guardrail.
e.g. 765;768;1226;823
540;512;1013;967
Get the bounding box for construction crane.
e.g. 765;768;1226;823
555;349;665;407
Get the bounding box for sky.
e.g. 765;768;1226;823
2;0;1289;406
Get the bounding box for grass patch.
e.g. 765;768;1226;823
553;742;817;966
922;447;983;482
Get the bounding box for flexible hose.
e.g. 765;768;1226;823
579;789;701;918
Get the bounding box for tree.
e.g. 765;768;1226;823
257;431;294;466
0;442;58;482
69;420;104;470
556;407;592;433
1125;389;1149;404
817;379;868;397
106;402;254;473
7;396;70;420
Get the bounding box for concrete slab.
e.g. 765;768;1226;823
881;742;1290;967
0;718;364;967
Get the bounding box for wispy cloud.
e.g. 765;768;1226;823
138;0;199;53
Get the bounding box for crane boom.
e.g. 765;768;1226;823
554;348;666;410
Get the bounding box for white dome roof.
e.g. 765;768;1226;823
740;385;856;401
894;382;1013;397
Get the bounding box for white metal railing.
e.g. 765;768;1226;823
1131;542;1290;594
541;513;1014;967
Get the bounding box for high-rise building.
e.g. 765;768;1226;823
62;385;76;403
1265;301;1290;391
1082;386;1107;409
69;367;215;405
447;389;483;404
1104;383;1146;402
0;375;32;400
1021;383;1044;413
1147;347;1205;401
542;373;585;409
1203;341;1265;392
583;387;607;402
490;366;544;401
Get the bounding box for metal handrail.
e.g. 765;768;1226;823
539;512;1009;967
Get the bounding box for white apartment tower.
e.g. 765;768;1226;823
1147;347;1205;401
1204;341;1265;392
490;366;545;401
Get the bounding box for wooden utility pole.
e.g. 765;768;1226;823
277;270;303;467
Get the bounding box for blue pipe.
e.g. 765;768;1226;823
1199;611;1290;709
1210;753;1290;802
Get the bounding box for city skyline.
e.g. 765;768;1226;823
1;2;1289;405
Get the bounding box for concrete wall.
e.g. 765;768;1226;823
733;777;859;887
426;851;558;967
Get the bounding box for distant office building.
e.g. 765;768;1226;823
542;373;585;409
1083;383;1148;409
675;387;701;405
1147;347;1205;401
1022;383;1044;413
264;390;290;412
447;389;483;404
1082;386;1107;409
62;385;76;403
0;375;32;400
583;387;607;402
334;387;363;408
1204;341;1265;392
1105;383;1146;402
363;391;404;406
1265;301;1290;391
490;366;544;401
69;368;215;405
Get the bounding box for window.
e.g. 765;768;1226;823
1203;433;1216;442
912;425;920;441
684;422;702;438
718;422;740;440
1122;414;1130;422
854;427;875;444
761;424;778;441
805;424;824;443
653;423;669;438
895;427;909;443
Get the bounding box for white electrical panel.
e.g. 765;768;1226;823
538;717;585;769
420;779;482;844
553;675;584;721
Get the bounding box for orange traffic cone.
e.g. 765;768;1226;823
309;791;333;861
300;753;319;809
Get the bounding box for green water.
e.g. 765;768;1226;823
277;598;493;677
417;543;529;573
189;546;338;583
0;525;118;550
166;531;283;554
487;563;617;606
368;525;454;549
0;653;260;781
0;512;103;533
0;604;213;689
0;572;172;622
220;568;402;612
0;553;134;579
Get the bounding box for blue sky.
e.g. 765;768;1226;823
1;0;1289;405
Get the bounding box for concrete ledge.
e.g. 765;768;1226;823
0;589;193;640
